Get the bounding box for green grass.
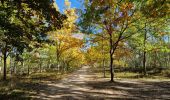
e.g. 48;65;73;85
95;68;170;80
28;72;62;80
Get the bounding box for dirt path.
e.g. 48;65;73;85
31;66;170;100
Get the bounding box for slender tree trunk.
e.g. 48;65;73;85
14;60;17;74
22;61;24;74
143;23;147;75
102;34;106;78
164;51;167;68
56;42;60;72
103;59;106;78
143;50;146;75
110;53;114;82
47;60;50;69
154;51;157;68
66;63;69;71
0;57;1;74
3;51;7;80
10;56;12;75
57;57;60;71
39;61;42;73
109;33;114;82
28;65;30;75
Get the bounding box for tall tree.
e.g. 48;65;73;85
0;0;66;80
139;0;169;75
49;0;83;71
79;0;140;82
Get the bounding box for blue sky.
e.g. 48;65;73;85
55;0;85;40
56;0;83;12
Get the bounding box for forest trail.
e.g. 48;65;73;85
32;66;170;100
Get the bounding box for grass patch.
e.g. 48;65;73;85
28;72;62;80
0;71;68;99
161;70;170;77
116;72;139;78
95;68;170;80
0;69;79;99
0;80;33;100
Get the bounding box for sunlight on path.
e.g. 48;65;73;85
32;66;170;100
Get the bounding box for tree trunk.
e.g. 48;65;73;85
48;60;50;69
3;51;7;80
28;65;30;75
39;62;42;73
57;57;60;72
56;42;61;72
109;33;114;82
14;60;17;74
143;50;146;75
10;56;12;75
103;59;106;78
110;54;114;82
22;61;24;74
143;23;147;75
102;34;106;78
0;57;2;74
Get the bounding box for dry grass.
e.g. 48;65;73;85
0;72;65;100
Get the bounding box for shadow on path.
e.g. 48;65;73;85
24;66;170;100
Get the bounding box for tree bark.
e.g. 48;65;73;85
0;57;1;74
143;50;146;75
103;59;106;78
39;61;42;73
28;65;30;75
3;51;7;80
102;33;106;78
109;33;114;82
14;60;17;74
143;23;147;75
10;56;13;75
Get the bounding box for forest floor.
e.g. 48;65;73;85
1;66;170;100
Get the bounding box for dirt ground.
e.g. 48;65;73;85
26;66;170;100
